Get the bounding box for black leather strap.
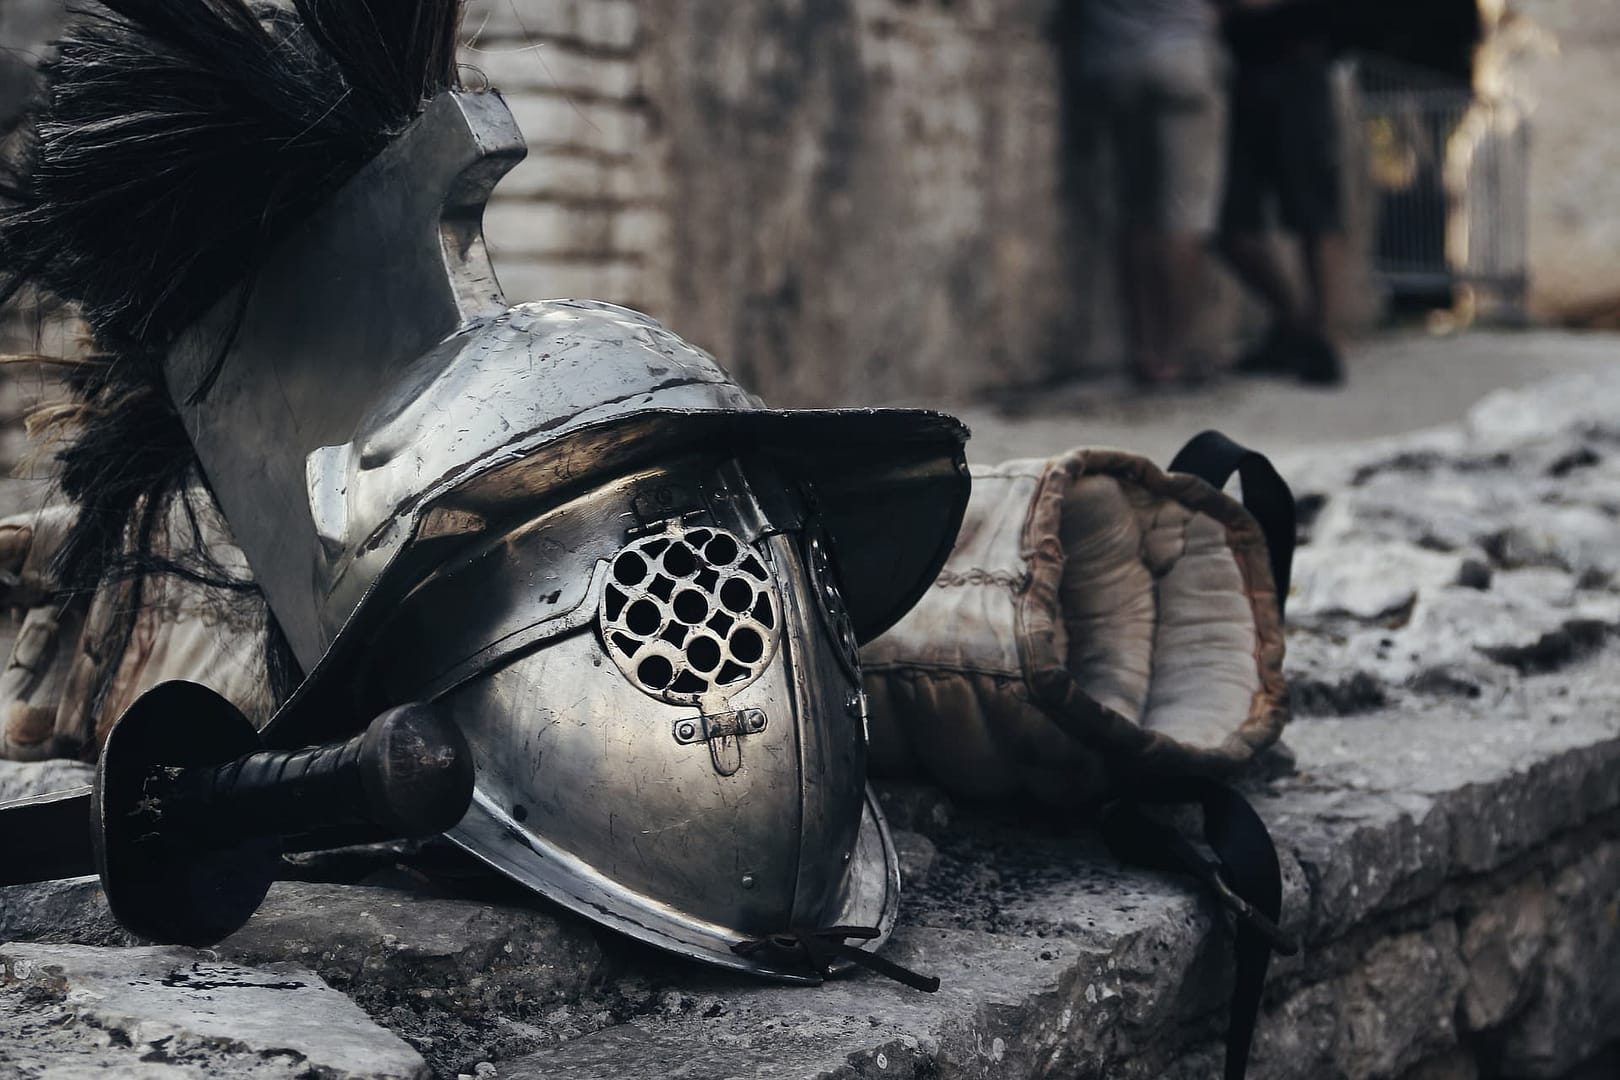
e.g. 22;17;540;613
1101;778;1295;1080
731;926;941;993
1151;431;1300;1076
1169;430;1297;616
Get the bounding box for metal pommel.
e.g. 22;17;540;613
356;703;475;837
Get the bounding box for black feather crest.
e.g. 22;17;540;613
1;0;465;351
0;0;468;716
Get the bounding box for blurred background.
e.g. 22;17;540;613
1;0;1616;467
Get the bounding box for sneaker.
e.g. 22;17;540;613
1232;326;1346;386
1296;333;1345;386
1230;326;1297;377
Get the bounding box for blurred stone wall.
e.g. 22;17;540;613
633;0;1082;404
466;0;1095;406
0;0;68;488
0;0;1315;408
1487;1;1620;321
466;1;1365;406
0;0;59;133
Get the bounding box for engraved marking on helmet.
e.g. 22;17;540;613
806;528;862;678
600;524;781;703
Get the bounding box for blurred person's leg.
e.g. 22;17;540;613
1217;67;1304;356
1155;41;1225;382
1108;75;1171;385
1217;233;1303;334
1117;227;1163;383
1115;44;1223;386
1300;230;1346;342
1063;63;1165;385
1275;54;1345;384
1056;57;1115;385
1217;59;1345;384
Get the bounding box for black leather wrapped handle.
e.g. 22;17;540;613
149;703;474;846
93;686;475;947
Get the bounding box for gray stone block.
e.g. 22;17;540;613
216;880;609;1075
0;876;128;947
0;758;93;802
0;941;430;1078
219;881;606;1015
1498;839;1620;1077
1459;877;1549;1034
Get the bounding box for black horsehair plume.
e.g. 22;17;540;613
0;0;466;716
2;0;463;350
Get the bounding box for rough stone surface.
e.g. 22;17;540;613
219;880;611;1076
1458;877;1548;1034
0;941;429;1078
0;758;92;802
1283;369;1620;713
1497;841;1620;1077
0;877;129;948
4;370;1620;1078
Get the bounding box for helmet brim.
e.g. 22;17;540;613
449;781;902;982
265;406;968;744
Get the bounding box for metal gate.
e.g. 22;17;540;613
1354;54;1529;319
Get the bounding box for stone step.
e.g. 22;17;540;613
0;941;430;1078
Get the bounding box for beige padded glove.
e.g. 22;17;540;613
861;447;1289;808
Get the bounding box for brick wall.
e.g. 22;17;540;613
462;0;671;319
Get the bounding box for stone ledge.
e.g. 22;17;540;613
3;660;1613;1078
1;371;1619;1078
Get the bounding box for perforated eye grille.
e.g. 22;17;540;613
806;528;862;678
599;525;781;704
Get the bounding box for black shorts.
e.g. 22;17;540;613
1219;58;1343;235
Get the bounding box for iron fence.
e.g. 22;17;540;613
1352;53;1529;319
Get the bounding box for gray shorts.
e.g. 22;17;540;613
1078;43;1226;233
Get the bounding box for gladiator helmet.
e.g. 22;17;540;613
1;2;969;980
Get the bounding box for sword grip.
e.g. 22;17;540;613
154;703;473;844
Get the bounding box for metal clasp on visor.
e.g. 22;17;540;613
672;709;767;777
